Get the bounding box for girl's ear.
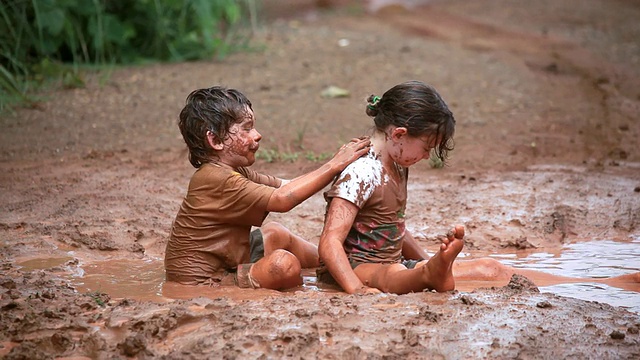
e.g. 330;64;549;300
206;131;224;151
390;127;408;141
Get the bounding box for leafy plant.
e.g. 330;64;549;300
0;0;257;111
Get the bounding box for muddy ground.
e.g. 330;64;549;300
1;0;640;358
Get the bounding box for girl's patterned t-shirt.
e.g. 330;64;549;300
324;150;408;265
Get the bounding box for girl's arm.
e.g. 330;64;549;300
266;138;370;212
319;197;372;294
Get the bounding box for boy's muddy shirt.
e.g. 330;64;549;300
165;163;280;285
324;150;408;265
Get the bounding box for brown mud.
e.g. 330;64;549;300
1;0;640;358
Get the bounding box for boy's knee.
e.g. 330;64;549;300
268;249;302;277
262;221;285;239
251;249;302;290
262;222;291;250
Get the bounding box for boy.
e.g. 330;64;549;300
165;86;371;290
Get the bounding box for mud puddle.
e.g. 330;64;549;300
458;237;640;313
16;239;640;312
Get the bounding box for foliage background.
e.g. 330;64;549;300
0;0;255;111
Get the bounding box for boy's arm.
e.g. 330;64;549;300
266;137;370;212
402;230;429;261
319;197;376;294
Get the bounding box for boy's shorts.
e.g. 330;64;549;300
232;228;265;288
316;258;421;287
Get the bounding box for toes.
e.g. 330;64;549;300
454;225;465;239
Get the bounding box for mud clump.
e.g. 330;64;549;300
610;330;626;340
118;334;151;357
505;274;540;293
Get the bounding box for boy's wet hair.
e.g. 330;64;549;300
178;86;253;168
365;80;456;163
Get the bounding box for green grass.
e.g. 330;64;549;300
256;148;333;164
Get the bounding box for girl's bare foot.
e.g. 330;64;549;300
423;225;465;292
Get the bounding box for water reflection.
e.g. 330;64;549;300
485;238;640;313
490;239;640;278
69;259;167;302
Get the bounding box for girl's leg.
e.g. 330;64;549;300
453;258;640;291
262;222;320;268
354;235;464;294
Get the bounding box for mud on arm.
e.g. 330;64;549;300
318;197;368;294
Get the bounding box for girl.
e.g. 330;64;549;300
317;80;640;295
318;80;462;294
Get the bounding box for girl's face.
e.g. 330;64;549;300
387;128;438;167
216;108;262;168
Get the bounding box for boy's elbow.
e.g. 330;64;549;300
267;194;296;213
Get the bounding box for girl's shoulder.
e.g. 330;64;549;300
339;151;384;185
343;150;381;172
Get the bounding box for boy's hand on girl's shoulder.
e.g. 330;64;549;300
332;137;372;169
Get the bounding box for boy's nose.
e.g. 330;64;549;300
253;129;262;142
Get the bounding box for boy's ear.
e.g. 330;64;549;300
206;131;224;151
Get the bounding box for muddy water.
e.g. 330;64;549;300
457;237;640;313
17;239;640;313
490;238;640;313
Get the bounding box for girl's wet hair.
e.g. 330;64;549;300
178;86;253;168
365;80;456;163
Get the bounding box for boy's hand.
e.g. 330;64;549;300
331;137;371;171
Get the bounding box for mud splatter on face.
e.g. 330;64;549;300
218;108;261;167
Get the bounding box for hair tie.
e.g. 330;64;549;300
367;95;381;111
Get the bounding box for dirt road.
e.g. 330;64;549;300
1;0;639;358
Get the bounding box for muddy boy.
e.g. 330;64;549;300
164;86;370;290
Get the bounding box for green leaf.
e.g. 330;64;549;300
102;14;129;44
321;86;350;98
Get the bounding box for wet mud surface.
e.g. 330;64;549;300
2;0;640;358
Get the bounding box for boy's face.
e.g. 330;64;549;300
218;107;262;168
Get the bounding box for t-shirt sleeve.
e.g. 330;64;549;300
324;157;383;209
237;167;282;188
218;171;276;226
188;166;277;227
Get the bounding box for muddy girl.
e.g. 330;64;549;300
317;80;640;294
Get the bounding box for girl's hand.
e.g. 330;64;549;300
354;285;382;295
